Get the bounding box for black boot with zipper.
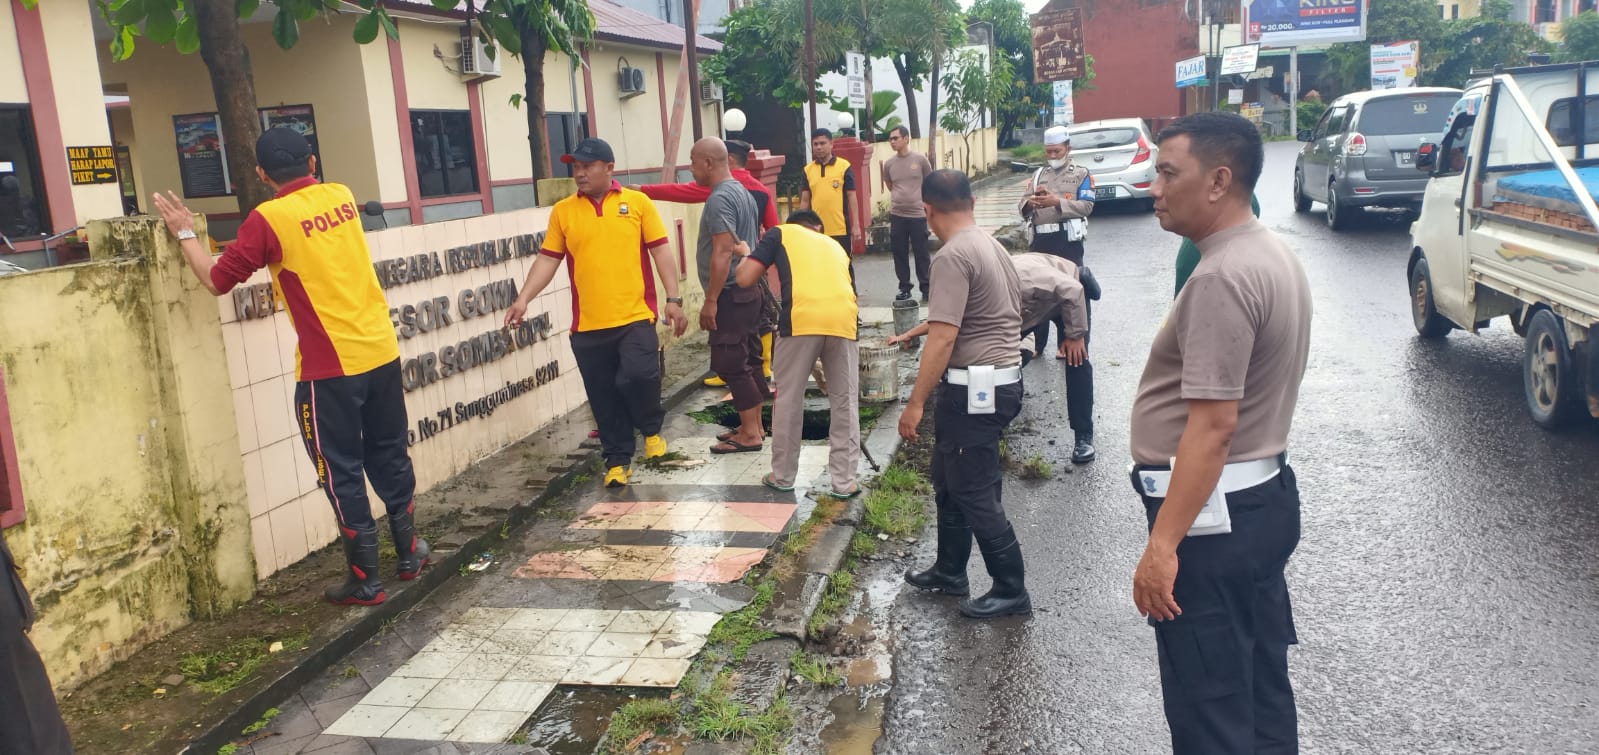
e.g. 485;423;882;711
905;508;973;596
389;500;431;581
325;524;385;606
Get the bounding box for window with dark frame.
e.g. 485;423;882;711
545;112;591;178
411;110;479;198
0;105;52;241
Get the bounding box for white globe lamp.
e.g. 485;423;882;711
722;108;747;134
836;112;855;131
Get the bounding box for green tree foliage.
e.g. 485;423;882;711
875;0;965;137
703;1;827;110
939;47;1014;172
1557;11;1599;63
1429;0;1550;88
1318;0;1547;95
828;90;905;137
965;0;1093;144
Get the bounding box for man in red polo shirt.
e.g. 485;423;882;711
153;128;426;607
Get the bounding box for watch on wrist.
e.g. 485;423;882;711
176;229;198;241
666;297;684;305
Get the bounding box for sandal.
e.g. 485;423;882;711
825;483;861;500
717;429;738;442
710;439;763;454
762;473;795;492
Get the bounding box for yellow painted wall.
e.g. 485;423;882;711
587;44;669;174
481;50;583;184
399;20;472;111
99;16;386;217
358;39;408;204
0;1;25;102
0;214;257;691
36;0;124;224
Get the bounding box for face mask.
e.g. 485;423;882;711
1048;157;1068;169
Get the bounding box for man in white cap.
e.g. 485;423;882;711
1019;124;1098;464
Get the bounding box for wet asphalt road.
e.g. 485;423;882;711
873;142;1599;754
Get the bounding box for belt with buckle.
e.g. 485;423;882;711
945;366;1022;385
1129;453;1288;499
1033;223;1063;234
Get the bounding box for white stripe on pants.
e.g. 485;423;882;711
770;334;860;490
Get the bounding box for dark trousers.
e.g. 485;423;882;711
571;319;665;468
294;359;416;536
830;234;851;253
931;381;1023;542
1140;465;1301;755
0;537;72;755
1031;232;1085;267
889;215;931;296
709;286;767;413
1030;299;1094;435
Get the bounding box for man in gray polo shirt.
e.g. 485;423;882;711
899;169;1029;620
1129;112;1312;753
692;138;766;454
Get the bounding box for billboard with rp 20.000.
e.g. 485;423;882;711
1243;0;1367;47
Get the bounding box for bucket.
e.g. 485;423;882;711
859;342;900;403
891;299;922;351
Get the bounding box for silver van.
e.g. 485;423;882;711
1293;87;1462;229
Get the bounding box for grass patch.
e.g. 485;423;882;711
240;707;281;736
875;464;931;496
1010;143;1046;161
863;487;925;539
849;531;878;559
807;570;856;637
599;696;679;755
998;438;1012;466
791;652;845;687
1019;454;1054;480
178;631;310;696
688;674;792;751
705;580;777;664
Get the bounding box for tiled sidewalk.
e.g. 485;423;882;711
233;384;857;753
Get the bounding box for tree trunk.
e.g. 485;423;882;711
927;53;941;168
523;27;553;182
193;0;270;215
894;55;921;138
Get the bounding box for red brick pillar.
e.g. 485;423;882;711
745;149;788;292
830;136;870;255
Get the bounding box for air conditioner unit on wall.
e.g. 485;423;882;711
618;66;646;98
460;32;502;78
700;80;723;103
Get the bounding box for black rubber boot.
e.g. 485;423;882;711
959;527;1032;619
389;500;430;581
325;525;385;606
1071;431;1097;464
905;510;972;596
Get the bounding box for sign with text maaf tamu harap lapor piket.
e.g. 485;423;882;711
1030;0;1085;84
67;146;118;185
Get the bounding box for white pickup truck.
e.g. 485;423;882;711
1408;63;1599;428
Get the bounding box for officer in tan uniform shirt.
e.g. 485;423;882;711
1129;112;1312;754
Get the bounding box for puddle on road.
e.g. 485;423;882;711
818;691;885;753
518;687;667;754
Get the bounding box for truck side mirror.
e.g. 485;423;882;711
1416;142;1438;172
1296;129;1313;142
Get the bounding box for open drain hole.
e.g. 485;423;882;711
688;401;883;441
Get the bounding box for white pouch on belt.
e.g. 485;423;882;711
965;365;997;415
1065;217;1088;242
1172;457;1233;537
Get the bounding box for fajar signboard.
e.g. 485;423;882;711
1243;0;1366;47
1176;55;1208;89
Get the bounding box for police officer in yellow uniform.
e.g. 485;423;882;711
800;128;861;251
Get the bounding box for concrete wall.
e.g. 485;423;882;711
0;1;28;102
0;217;255;690
228;201;712;577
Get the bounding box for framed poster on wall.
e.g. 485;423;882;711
260;104;323;179
173;112;230;199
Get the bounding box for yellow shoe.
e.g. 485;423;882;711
604;465;630;488
644;435;668;459
760;332;775;377
703;375;727;387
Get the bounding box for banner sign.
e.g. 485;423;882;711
1031;1;1086;83
1370;41;1420;89
1220;44;1261;76
1176;55;1208;88
1243;0;1366;47
1052;80;1075;126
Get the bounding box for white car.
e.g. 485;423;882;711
1070;118;1158;210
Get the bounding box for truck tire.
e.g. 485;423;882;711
1409;257;1453;339
1523;309;1583;429
1293;170;1312;213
